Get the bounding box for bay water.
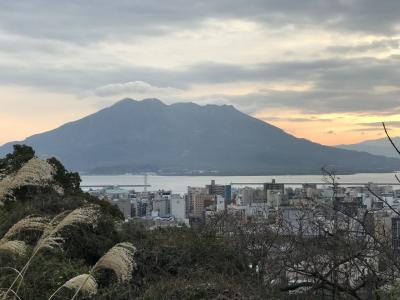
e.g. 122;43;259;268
81;173;400;194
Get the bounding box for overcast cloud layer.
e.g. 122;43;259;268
1;0;400;145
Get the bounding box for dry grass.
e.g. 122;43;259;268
93;242;137;282
0;216;47;257
1;216;48;241
52;242;136;300
48;274;98;300
63;274;98;295
0;241;28;257
1;206;101;300
35;205;100;252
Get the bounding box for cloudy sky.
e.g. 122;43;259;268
1;0;400;146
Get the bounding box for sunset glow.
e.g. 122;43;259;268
0;2;400;146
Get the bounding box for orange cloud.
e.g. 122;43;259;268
254;109;400;145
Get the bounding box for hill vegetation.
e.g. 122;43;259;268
0;145;265;299
2;145;400;299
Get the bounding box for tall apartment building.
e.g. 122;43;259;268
192;194;215;217
207;180;225;196
206;180;232;203
187;186;208;215
263;179;285;206
131;198;149;217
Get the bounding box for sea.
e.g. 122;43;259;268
81;173;400;194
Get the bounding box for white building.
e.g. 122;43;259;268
170;194;186;222
152;193;170;217
216;195;225;211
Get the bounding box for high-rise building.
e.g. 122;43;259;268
152;193;170;217
263;179;284;194
224;185;232;204
170;194;186;221
109;198;131;220
216;195;225;211
263;179;285;206
207;180;225;197
192;194;215;217
206;180;231;204
187;186;208;214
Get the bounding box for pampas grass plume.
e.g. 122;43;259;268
0;241;29;257
93;242;137;282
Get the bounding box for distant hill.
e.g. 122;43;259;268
337;136;400;159
1;98;400;175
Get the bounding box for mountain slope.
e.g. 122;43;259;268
337;136;400;159
1;98;400;174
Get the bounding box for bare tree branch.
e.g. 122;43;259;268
383;122;400;156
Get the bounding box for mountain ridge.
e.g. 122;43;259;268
337;136;400;159
1;98;400;175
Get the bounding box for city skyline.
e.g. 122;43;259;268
1;1;400;146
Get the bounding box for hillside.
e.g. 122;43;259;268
1;98;400;175
337;136;400;159
0;145;261;299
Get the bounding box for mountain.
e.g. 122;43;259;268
337;136;400;159
1;98;400;175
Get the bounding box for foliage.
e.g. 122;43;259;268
3;144;400;299
0;145;127;299
379;281;400;299
0;145;35;177
138;274;263;300
47;157;81;193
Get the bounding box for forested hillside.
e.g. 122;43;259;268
0;145;264;299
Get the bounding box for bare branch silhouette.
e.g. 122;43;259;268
382;122;400;156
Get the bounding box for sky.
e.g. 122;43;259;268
1;0;400;146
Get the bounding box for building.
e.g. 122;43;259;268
192;194;215;217
207;180;225;197
111;198;131;220
152;193;170;217
206;180;232;203
103;186;130;200
216;195;225;211
103;187;132;220
263;179;285;206
266;189;284;208
238;187;264;205
131;198;149;217
170;194;186;221
224;185;232;204
187;186;208;214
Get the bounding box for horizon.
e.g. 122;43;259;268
1;97;399;148
1;1;400;146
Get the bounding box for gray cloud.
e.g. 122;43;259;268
328;39;400;54
1;56;399;90
0;0;399;44
227;88;400;115
0;55;399;115
1;1;400;119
